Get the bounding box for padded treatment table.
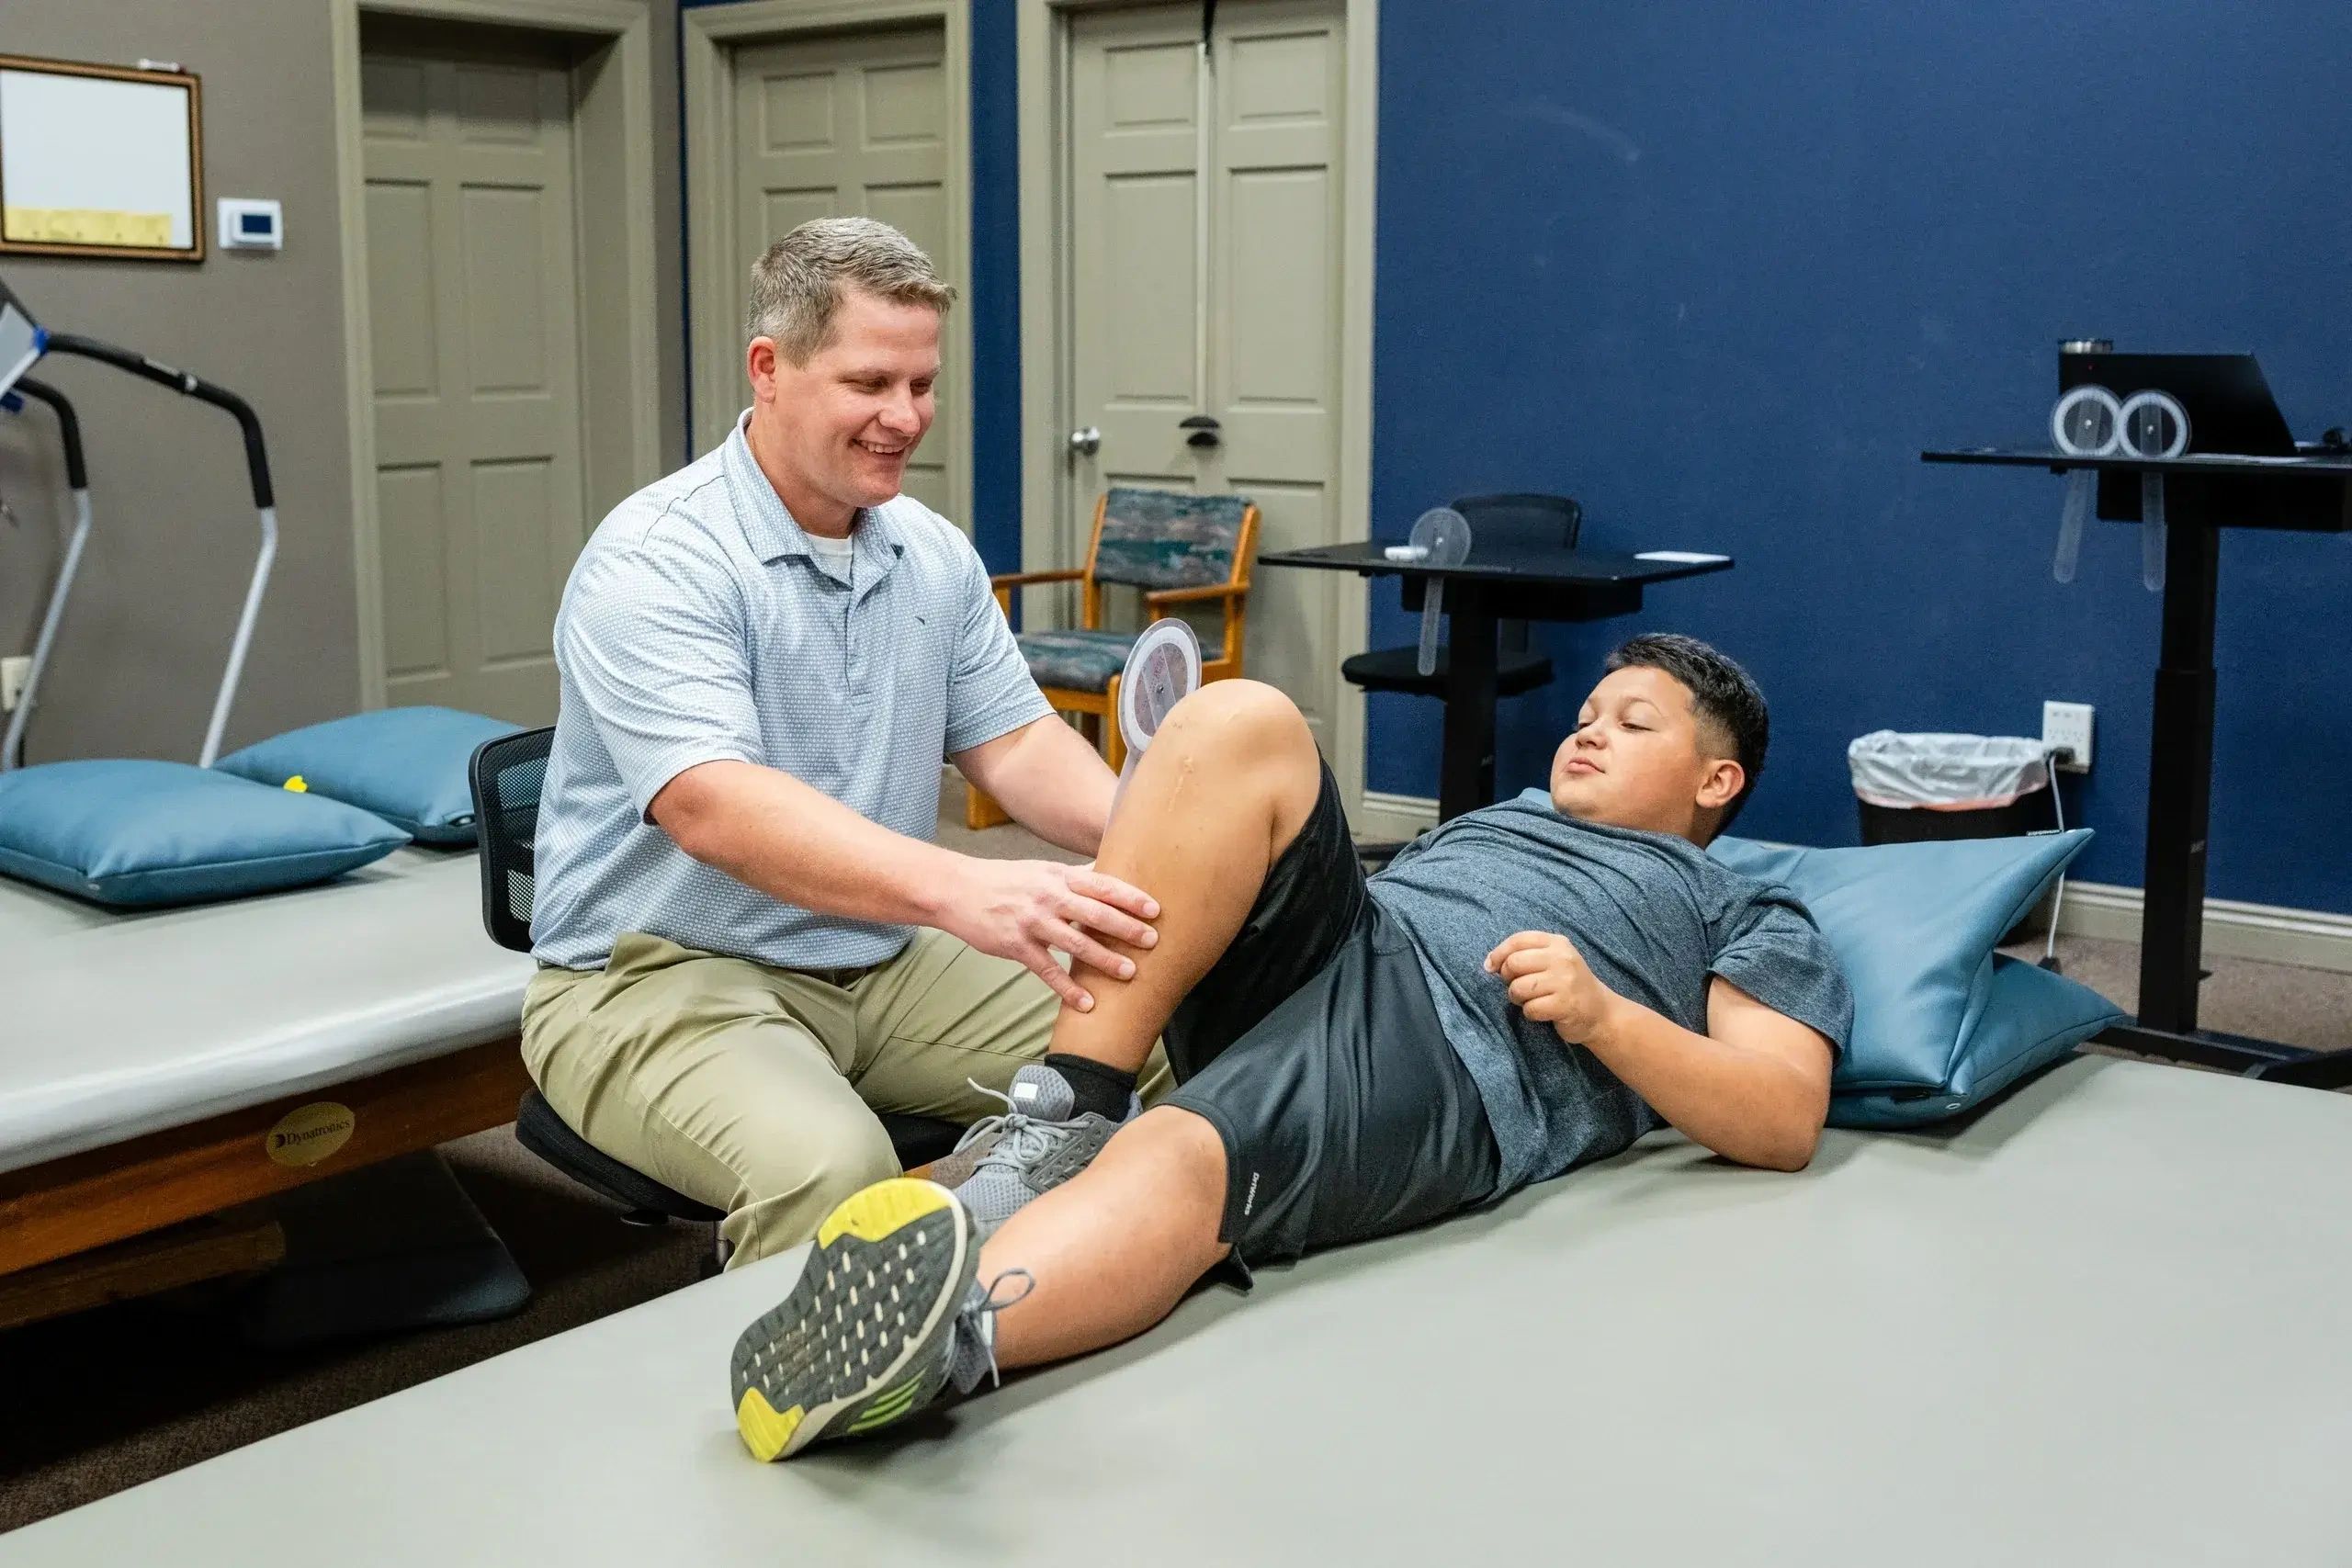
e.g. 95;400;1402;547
0;849;534;1277
6;1056;2348;1564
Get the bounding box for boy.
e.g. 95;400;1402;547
729;635;1852;1461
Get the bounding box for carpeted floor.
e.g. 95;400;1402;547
3;797;2346;1533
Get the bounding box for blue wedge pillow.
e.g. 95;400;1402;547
0;759;410;908
1828;954;2126;1128
1709;829;2118;1125
216;706;521;844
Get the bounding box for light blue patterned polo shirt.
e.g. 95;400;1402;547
530;415;1050;971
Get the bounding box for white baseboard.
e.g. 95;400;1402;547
1348;789;2352;976
2055;880;2352;976
1353;789;1439;842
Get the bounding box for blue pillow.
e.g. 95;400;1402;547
1829;955;2125;1128
216;706;521;845
1709;829;2111;1125
0;760;410;908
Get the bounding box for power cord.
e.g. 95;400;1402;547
2039;742;2070;974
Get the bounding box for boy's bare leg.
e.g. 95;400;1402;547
972;678;1325;1366
978;1105;1231;1368
1044;678;1324;1075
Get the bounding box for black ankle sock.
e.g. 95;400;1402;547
1044;1053;1137;1120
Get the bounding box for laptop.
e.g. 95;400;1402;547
2058;350;2297;457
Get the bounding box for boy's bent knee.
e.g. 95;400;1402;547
1160;680;1313;762
1149;682;1321;838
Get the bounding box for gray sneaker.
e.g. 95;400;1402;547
731;1178;1032;1461
931;1065;1125;1236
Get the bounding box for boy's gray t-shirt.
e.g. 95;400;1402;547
1367;789;1853;1194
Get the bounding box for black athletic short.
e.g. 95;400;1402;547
1160;762;1500;1269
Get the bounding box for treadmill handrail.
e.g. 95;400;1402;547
0;377;93;771
42;332;275;509
8;377;85;490
26;330;279;766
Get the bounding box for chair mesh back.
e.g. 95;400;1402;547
469;726;554;953
1450;492;1583;550
1092;487;1252;591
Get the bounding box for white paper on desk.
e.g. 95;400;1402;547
1634;549;1730;563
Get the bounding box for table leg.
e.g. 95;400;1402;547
2093;525;2352;1090
1438;595;1499;821
2137;523;2218;1032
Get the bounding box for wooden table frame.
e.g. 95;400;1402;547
0;1038;531;1280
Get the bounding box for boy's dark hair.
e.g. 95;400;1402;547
1603;633;1769;834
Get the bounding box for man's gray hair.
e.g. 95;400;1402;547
745;217;956;363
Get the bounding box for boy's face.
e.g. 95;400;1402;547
1547;665;1744;842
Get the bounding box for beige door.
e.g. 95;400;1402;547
719;26;959;522
1065;0;1347;749
361;35;586;724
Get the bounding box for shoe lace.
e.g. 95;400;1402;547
959;1268;1038;1391
954;1080;1074;1171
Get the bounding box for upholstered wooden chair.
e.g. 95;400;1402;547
967;487;1261;829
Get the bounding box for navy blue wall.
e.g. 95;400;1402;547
967;0;1023;574
688;0;2349;914
1371;0;2352;912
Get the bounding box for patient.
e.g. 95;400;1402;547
729;634;1854;1460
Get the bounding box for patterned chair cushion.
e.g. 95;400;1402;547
1091;488;1250;592
1017;628;1137;694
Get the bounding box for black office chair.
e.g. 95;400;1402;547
468;728;963;1258
1345;492;1582;866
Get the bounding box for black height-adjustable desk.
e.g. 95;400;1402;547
1259;543;1733;821
1921;444;2352;1090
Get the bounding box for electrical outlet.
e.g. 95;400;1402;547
2042;700;2094;773
0;655;28;714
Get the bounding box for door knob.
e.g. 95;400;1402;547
1069;425;1102;457
1180;414;1221;449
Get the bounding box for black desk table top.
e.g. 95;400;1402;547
1921;446;2352;533
1922;446;2352;477
1259;541;1736;587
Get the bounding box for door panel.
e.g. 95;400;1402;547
729;28;958;523
1064;0;1346;748
1069;12;1204;511
363;38;585;725
1209;5;1343;739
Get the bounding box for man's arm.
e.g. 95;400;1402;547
1486;932;1833;1171
938;532;1126;858
654;761;1158;1011
952;715;1121;857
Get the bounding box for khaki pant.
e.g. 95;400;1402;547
522;929;1167;1266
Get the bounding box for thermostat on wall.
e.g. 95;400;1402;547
218;198;284;252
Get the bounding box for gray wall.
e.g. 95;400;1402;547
0;0;683;764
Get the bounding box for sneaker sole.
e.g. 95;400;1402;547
729;1179;976;1461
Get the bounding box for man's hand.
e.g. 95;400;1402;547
938;859;1160;1011
1485;930;1623;1044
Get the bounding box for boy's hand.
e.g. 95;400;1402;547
1485;931;1622;1044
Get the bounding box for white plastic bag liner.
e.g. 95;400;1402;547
1847;731;2051;811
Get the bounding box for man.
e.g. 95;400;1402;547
728;634;1855;1460
525;218;1162;1268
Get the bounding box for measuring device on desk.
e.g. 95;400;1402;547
1377;506;1475;676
